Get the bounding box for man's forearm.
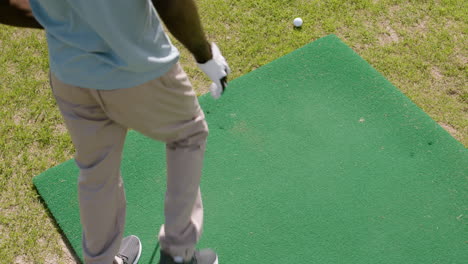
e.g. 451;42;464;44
152;0;212;63
0;0;43;29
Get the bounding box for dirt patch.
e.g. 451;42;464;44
416;18;428;32
456;52;467;66
439;122;462;140
0;223;9;243
34;70;48;82
58;238;78;264
54;123;68;135
378;20;400;46
13;114;23;126
14;255;27;264
431;67;443;80
6;61;19;76
41;213;80;264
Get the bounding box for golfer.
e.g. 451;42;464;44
1;0;230;264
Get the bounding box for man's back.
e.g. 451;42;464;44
29;0;180;90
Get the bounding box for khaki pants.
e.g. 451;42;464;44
50;63;208;264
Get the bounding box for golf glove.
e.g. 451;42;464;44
197;42;231;99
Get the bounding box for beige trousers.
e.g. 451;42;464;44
50;63;207;264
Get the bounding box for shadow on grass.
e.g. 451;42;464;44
33;184;82;264
293;25;303;31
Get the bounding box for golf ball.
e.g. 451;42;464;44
293;17;303;27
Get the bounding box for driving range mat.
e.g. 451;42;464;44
34;35;467;263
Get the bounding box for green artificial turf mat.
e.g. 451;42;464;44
34;35;467;263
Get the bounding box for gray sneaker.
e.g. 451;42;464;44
159;249;218;264
115;235;142;264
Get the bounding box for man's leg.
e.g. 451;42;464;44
50;74;128;264
93;63;208;261
161;134;206;260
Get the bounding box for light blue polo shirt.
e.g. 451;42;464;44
29;0;180;90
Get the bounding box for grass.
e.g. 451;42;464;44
0;0;466;263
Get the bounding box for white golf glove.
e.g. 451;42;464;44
197;42;231;99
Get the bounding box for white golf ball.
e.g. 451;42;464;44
293;17;303;27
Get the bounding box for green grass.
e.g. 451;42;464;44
0;0;466;263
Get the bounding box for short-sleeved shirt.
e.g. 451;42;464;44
29;0;180;90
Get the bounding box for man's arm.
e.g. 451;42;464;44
152;0;212;63
0;0;43;29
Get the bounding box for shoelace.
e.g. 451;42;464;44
117;254;129;264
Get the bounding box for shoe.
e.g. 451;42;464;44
159;249;218;264
114;235;142;264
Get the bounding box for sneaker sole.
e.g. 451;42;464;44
131;235;142;264
214;256;218;264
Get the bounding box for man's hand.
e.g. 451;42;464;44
197;43;231;99
0;0;43;29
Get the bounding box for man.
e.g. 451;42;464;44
1;0;230;263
